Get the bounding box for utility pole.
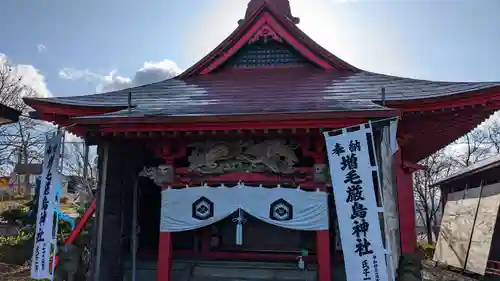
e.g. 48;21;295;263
16;148;21;195
21;145;31;197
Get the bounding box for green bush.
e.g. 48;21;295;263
0;231;35;265
418;242;436;260
0;231;33;247
0;206;31;225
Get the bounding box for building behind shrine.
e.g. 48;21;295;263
0;103;20;126
433;156;500;278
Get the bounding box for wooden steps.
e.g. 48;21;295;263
124;259;317;281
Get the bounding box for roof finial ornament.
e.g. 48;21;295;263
238;0;300;25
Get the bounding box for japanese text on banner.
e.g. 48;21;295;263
31;133;62;280
324;127;389;281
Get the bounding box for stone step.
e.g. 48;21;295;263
124;260;318;281
190;270;316;281
189;260;317;281
189;277;316;281
187;259;317;270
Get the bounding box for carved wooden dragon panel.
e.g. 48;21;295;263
187;139;298;174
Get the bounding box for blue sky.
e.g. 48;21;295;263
0;0;499;98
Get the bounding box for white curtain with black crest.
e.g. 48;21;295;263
159;185;329;233
159;187;238;232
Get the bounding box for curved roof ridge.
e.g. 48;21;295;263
359;69;500;84
23;68;500;111
25;69;500;108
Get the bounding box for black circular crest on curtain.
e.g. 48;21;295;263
269;198;293;221
192;196;214;220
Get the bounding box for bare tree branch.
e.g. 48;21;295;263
414;150;455;244
0;56;47;190
0;56;37;112
62;142;98;202
452;129;491;168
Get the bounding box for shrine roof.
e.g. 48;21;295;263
24;68;500;120
431;154;500;187
21;0;500;165
0;103;21;125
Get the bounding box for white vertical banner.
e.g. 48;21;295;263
31;133;63;280
324;124;389;281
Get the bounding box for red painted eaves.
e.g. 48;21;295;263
387;86;500;112
179;2;357;77
23;97;128;117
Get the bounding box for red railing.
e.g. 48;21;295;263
486;260;500;276
53;199;97;267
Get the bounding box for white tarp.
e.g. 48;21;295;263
324;124;389;281
466;183;500;274
31;133;63;280
434;183;500;275
160;184;329;232
434;188;479;270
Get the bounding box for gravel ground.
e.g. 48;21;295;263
0;263;31;281
421;261;479;281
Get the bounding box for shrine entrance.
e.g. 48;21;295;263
133;176;338;281
130;136;337;280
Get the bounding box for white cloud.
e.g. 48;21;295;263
59;59;182;93
99;70;133;93
58;68;101;81
0;53;51;98
36;44;47;53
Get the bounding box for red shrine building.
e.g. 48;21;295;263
24;1;500;281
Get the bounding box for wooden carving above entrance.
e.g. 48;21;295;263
249;24;283;44
139;165;175;186
188;139;298;174
145;136;328;189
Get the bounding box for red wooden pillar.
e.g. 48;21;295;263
155;141;183;281
316;230;331;281
394;150;421;253
309;137;331;281
158;232;172;281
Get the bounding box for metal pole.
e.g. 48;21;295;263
83;142;89;180
93;145;109;281
50;183;61;281
128;92;132;113
52;131;64;281
59;130;66;172
16;148;20;195
131;179;139;281
82;142;92;196
381;87;386;106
